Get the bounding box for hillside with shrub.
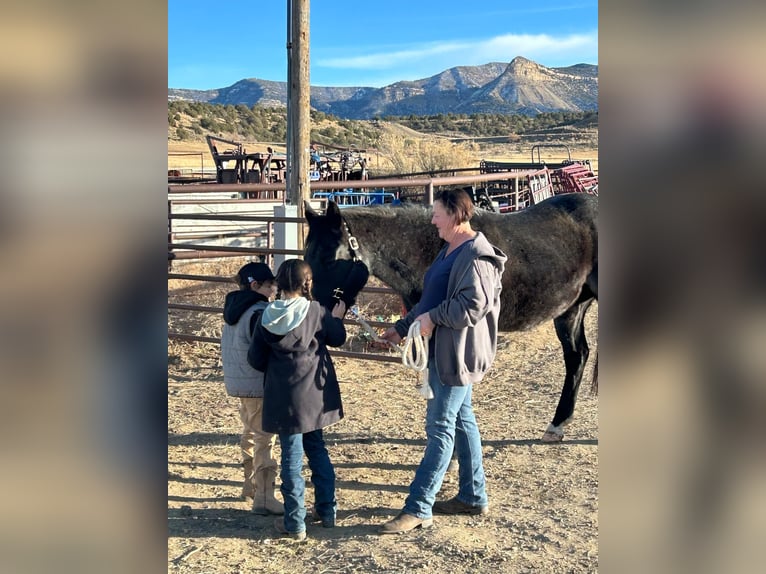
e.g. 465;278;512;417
168;101;597;148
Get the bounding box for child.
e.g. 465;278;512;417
248;259;347;541
220;261;284;515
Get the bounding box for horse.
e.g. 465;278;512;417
304;193;598;442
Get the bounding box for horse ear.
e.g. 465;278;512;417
325;201;342;227
304;200;318;221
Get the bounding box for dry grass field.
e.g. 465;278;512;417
168;259;598;573
167;123;598;175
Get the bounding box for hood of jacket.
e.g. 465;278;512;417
261;297;311;335
469;231;507;273
223;290;270;325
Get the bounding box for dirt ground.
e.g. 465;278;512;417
168;260;598;573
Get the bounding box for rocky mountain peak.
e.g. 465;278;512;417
168;56;597;119
506;56;547;81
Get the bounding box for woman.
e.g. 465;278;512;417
378;188;507;534
248;259;347;541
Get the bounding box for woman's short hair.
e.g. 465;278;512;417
275;259;313;299
434;188;474;223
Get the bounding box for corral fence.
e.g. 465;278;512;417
167;167;571;363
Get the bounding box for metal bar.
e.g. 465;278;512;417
168;243;304;255
168;303;222;313
531;143;572;163
168;273;234;283
167;177;218;185
170;251;261;260
167;303;396;334
169;305;396;336
170;232;265;241
168;199;173;271
357;286;398;294
330;350;402;363
168;332;402;364
168;274;397;299
169;199;288;205
307;172;542;189
267;221;273;268
167;170;543;195
168;183;285;194
367;166;481;179
169;332;219;344
168;213;301;223
425;182;434;206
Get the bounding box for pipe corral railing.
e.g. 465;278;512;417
167;168;543;201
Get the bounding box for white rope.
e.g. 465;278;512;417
350;306;433;400
401;321;433;399
349;305;396;346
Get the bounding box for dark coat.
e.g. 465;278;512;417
248;300;346;435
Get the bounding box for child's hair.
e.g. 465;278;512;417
275;259;313;299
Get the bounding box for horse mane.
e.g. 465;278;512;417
338;204;443;309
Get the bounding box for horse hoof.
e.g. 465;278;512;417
541;431;564;443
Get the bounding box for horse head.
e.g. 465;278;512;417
304;200;370;310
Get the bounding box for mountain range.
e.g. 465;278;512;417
168;56;597;119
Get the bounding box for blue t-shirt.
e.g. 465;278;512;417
413;240;471;318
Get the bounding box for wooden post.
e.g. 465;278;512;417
287;0;310;250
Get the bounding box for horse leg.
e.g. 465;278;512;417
541;298;594;443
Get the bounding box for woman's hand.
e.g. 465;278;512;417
415;313;435;337
331;300;347;319
376;326;402;347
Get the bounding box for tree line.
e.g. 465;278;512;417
385;111;598;137
168;101;597;146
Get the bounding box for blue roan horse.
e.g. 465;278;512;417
304;192;598;442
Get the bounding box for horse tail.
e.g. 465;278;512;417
590;349;598;395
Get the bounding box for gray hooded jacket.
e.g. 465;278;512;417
395;231;507;386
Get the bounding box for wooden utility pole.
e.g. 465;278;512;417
287;0;310;250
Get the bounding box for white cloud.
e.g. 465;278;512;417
318;42;470;70
478;32;597;61
316;31;598;71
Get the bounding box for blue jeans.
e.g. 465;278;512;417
403;360;488;518
278;429;336;533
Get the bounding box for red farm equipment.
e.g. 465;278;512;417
477;144;597;212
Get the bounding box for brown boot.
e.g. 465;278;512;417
309;506;335;528
241;458;255;501
378;512;433;534
251;467;284;515
433;496;488;515
273;518;306;541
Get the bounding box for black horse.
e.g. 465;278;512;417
304;193;598;442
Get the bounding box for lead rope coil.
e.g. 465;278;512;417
401;321;434;399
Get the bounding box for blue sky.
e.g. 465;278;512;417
168;1;597;90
